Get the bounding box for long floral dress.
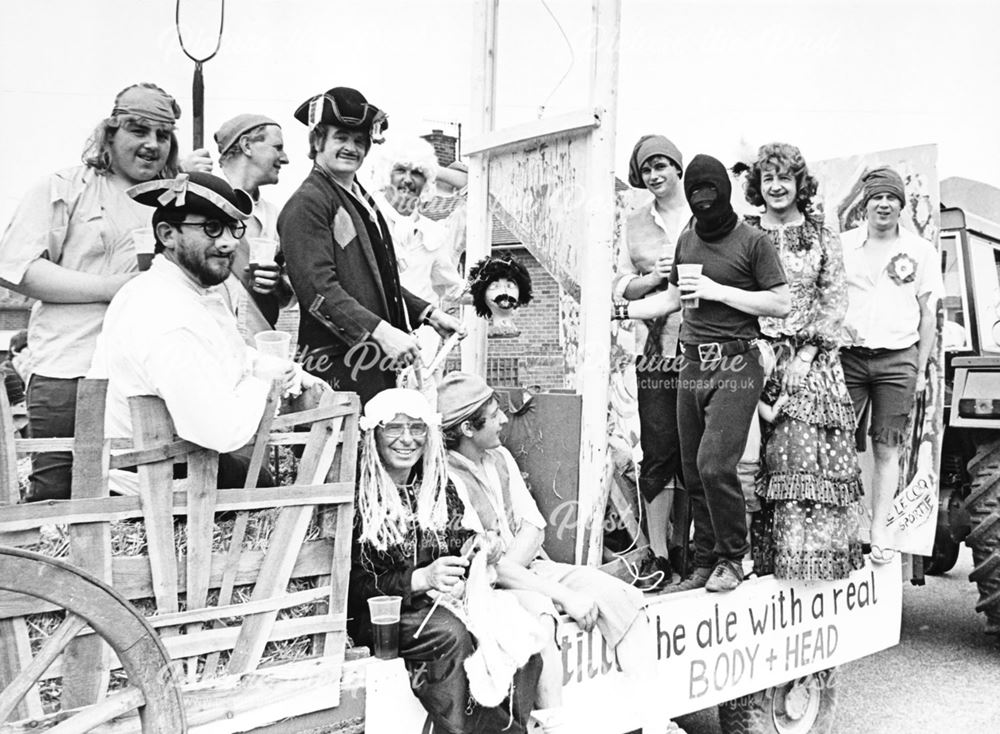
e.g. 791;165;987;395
747;215;866;580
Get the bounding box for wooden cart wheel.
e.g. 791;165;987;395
0;547;186;733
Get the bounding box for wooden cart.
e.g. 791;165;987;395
0;380;360;733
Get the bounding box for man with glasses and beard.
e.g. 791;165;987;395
279;87;463;405
89;172;320;488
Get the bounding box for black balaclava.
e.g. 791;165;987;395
684;154;739;242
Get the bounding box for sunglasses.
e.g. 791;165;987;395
381;421;429;440
178;219;247;240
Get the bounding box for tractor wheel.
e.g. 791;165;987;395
965;439;1000;635
717;668;837;734
923;485;961;575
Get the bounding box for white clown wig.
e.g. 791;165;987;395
366;138;440;201
357;388;451;551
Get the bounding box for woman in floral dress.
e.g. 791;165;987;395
739;142;865;580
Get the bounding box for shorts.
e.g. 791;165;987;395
840;345;918;448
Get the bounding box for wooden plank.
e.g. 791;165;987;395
464;107;602;156
0;618;43;720
322;393;359;656
270;404;354;432
226;395;344;674
243;383;282;491
0;385;20;503
0;656;352;734
15;438;132;454
576;0;621;566
0;483;352;531
35;616;346;682
129;396;180;615
108;438;201;470
0;540;337;618
63;379;112;709
202;510;249;678
45;687;144;734
0;613;87;722
461;0;499;376
184;449;219;623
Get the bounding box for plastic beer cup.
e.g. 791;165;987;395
677;263;703;309
132;227;156;271
248;237;277;268
367;595;402;660
254;330;292;360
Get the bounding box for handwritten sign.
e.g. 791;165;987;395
558;560;902;732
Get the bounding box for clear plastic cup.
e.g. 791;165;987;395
132;227;156;271
367;595;402;660
254;330;292;360
248;237;278;267
677;263;704;309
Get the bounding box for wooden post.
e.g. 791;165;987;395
461;0;499;378
62;379;112;708
575;0;621;565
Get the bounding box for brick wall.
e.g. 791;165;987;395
420;129;457;167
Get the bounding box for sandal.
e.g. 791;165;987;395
870;545;896;565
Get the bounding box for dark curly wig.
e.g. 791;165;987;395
468;256;533;319
735;142;819;217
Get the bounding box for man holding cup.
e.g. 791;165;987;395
214;114;294;337
89;172;321;488
615;154;789;592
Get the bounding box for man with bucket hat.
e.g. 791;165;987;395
89;172;320;489
0;82;183;501
279;86;464;405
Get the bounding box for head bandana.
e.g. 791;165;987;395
112;85;181;125
862;166;906;208
628;134;684;188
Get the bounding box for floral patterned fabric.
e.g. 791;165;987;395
747;216;865;580
751;216;848;351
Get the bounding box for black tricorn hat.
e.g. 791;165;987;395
127;172;253;221
293;86;388;143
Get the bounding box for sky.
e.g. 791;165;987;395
1;0;998;226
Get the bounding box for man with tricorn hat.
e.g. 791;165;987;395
89;171;321;489
278;86;464;405
0;82;183;501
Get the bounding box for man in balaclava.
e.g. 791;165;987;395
838;166;941;566
615;153;790;593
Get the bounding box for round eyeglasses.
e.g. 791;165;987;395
178;219;247;240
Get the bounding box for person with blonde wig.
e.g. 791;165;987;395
347;388;542;734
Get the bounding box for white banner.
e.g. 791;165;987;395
559;560;902;731
365;560;901;732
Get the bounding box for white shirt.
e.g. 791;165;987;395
373;191;465;303
447;446;546;550
841;225;943;349
88;258;271;453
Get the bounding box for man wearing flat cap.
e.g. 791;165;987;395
279;86;464;404
0;82;184;501
839;165;942;563
214;113;293;338
89;172;319;489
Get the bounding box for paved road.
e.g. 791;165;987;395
674;548;1000;733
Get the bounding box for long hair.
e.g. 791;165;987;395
81;83;179;177
738;142;819;218
356;424;451;552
